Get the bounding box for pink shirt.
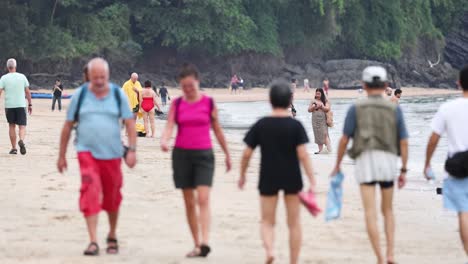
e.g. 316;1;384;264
174;95;213;150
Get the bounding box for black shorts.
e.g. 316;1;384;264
172;148;215;189
362;181;394;189
260;188;301;196
5;107;27;126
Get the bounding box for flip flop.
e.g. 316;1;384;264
18;140;26;155
9;149;17;155
83;242;99;256
106;237;119;254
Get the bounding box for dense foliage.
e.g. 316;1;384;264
0;0;466;62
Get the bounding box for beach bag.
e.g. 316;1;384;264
299;190;321;217
326;110;334;127
445;151;468;179
325;171;344;221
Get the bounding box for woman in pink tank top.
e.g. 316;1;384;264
160;63;231;258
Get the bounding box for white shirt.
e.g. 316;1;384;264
431;98;468;177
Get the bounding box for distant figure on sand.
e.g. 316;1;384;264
161;63;231;258
158;82;170;106
308;88;331;154
239;81;316;264
391;88;402;104
231;74;239;94
332;66;408;264
424;65;468;256
0;58;32;155
57;58;137;256
291;78;297;93
122;72;142;117
322;78;330;95
52;79;63;111
304;78;310;92
139;80;161;137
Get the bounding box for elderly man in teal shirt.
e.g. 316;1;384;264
0;58;32;155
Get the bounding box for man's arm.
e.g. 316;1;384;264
332;135;350;175
124;118;137;168
297;144;316;189
424;133;441;177
239;147;254;189
398;139;409;188
57;121;74;173
25;87;32;114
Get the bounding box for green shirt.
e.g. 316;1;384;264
0;72;29;108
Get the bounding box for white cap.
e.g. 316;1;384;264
362;66;388;83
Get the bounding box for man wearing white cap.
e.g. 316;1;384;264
331;66;409;264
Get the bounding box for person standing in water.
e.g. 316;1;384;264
308;88;331;154
322;78;330;95
303;78;310;93
239;81;316;264
424;65;468;256
0;58;32;155
122;72;142;118
139;80;161;137
57;58;136;256
391;88;402;104
160;63;231;258
52;79;64;112
331;66;408;264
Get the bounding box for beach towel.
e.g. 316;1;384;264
325;171;344;221
299;190;321;217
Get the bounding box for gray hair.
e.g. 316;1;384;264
6;58;17;69
87;57;109;73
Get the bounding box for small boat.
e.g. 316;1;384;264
31;93;72;99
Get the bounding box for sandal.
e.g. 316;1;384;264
18;140;26;155
106;237;119;254
186;244;211;258
83;242;99;256
9;149;17;155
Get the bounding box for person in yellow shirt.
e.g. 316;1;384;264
122;73;142;118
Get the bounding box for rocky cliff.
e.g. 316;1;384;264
445;11;468;69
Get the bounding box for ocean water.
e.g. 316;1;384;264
217;94;460;183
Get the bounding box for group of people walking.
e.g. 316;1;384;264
1;56;467;263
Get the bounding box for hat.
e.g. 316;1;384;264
362;66;388;83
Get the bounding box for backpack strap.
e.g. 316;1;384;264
74;84;88;123
112;84;122;118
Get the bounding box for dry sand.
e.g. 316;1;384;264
0;88;465;263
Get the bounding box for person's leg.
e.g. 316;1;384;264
317;144;323;153
19;125;26;141
149;110;156;137
8;124;16;150
381;186;395;263
360;184;384;264
197;186;211;245
325;133;332;152
183;189;200;249
52;96;56;111
285;194;302;264
260;195;279;263
78;152;102;253
142;112;150;137
459;212;468;255
58;96;62;111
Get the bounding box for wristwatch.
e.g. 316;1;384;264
28;104;32;107
127;146;137;152
400;168;408;173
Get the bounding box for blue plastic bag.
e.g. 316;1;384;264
325;171;344;222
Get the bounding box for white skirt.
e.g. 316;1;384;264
354;150;398;183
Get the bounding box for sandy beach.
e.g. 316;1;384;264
0;87;466;264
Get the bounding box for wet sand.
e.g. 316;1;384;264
0;88;465;263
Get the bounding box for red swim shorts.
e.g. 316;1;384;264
77;152;123;217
